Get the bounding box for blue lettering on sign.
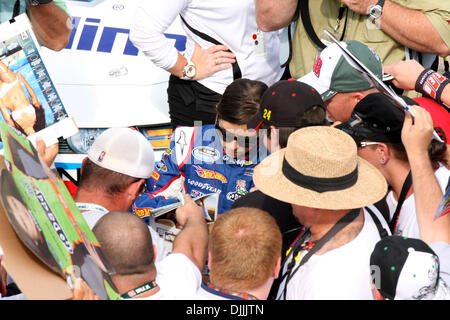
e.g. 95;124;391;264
65;16;187;55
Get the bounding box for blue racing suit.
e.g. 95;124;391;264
132;124;269;224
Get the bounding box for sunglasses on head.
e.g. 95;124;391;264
214;121;257;148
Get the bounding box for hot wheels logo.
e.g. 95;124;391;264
193;166;228;183
134;208;151;218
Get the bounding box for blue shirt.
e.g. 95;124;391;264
132;124;269;223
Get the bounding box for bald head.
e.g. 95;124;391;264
93;211;154;275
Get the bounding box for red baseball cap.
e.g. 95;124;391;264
413;97;450;143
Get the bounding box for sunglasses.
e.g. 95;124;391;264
215;122;258;148
132;178;148;196
358;141;382;148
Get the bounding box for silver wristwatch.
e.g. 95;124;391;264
26;0;53;6
367;0;385;24
180;60;196;80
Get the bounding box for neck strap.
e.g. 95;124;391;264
76;202;109;214
389;170;412;234
280;208;361;299
121;280;158;299
202;282;258;300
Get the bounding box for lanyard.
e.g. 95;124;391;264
334;4;349;41
389;170;413;234
201;282;258;300
121;280;158;299
76;202;109;214
279;208;361;300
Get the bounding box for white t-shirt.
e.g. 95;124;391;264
276;208;391;300
80;207;169;266
430;242;450;287
130;0;284;94
121;253;201;300
386;165;450;239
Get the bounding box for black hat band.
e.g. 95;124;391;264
281;156;358;193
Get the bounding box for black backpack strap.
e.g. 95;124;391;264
179;15;242;81
299;0;326;50
365;206;389;239
389;170;412;234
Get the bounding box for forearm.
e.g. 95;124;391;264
255;0;298;31
28;2;71;51
379;1;450;56
441;83;450;107
408;152;449;244
172;215;208;271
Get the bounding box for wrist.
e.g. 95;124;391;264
415;69;450;104
180;59;196;81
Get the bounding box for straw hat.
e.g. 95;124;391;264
253;126;387;210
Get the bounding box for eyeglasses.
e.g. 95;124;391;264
139;181;148;196
132;178;148;196
358;141;382;148
215;121;258;148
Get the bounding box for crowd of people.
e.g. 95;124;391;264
0;0;449;301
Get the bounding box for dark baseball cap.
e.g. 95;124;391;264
336;92;419;144
247;79;325;130
370;236;440;300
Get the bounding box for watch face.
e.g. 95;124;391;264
185;65;196;78
370;5;382;18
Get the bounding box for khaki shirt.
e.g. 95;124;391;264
290;0;450;79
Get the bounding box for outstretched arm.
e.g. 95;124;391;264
401;105;450;244
341;0;450;56
384;60;450;108
27;1;71;51
172;195;208;271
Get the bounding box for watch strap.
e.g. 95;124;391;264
368;0;385;21
27;0;53;6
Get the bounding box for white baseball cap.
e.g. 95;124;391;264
370;236;449;300
299;40;383;101
87;127;155;179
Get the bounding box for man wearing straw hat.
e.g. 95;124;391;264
253;126;391;299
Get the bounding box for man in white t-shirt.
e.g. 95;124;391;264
195;207;282;300
92;196;208;300
253;126;390;300
74;127;169;264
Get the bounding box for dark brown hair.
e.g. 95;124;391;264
216;78;268;124
12;104;46;136
389;140;448;170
